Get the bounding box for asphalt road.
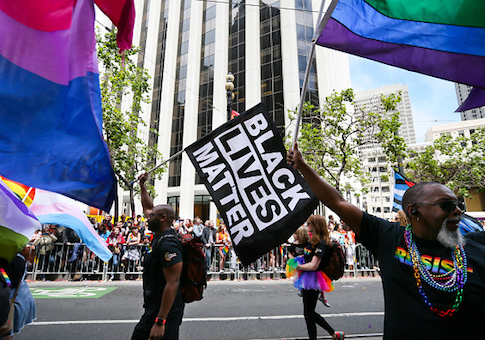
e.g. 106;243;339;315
16;277;384;340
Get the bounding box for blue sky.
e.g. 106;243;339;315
348;55;461;143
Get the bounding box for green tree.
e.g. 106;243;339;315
406;127;485;197
97;29;165;218
287;88;407;193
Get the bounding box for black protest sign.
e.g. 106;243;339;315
186;103;319;265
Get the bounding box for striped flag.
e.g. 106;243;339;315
0;0;138;212
222;245;230;256
316;0;485;109
0;180;41;261
1;177;112;262
391;170;415;213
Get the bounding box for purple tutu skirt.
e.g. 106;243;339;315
286;256;334;292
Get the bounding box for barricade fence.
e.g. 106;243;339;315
26;242;379;281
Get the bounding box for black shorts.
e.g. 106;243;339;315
131;302;185;340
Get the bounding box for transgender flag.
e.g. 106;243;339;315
0;180;41;262
1;176;112;262
316;0;485;108
29;189;112;262
0;0;117;212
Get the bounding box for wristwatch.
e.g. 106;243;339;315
155;317;166;326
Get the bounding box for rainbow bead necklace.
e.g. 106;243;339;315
404;226;467;317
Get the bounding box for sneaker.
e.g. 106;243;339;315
297;291;303;297
333;331;345;340
319;295;330;307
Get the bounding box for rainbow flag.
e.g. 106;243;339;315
317;0;485;107
222;245;229;256
0;180;41;262
0;0;136;212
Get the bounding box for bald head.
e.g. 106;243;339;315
152;204;175;221
147;204;175;233
402;182;444;219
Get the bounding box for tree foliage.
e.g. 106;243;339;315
287;88;407;193
96;29;165;216
406;126;485;196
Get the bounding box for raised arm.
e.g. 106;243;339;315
287;143;364;238
138;173;154;217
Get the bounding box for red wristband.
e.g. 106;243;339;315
155;317;166;325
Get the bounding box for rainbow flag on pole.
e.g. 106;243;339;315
0;180;41;262
316;0;485;107
0;0;134;212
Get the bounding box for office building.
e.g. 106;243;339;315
455;83;485;121
354;84;416;220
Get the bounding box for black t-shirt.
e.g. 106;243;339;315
142;229;183;308
360;212;485;339
288;243;306;258
302;240;326;265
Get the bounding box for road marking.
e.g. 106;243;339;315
30;312;384;325
31;287;117;298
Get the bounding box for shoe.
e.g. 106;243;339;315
333;331;345;340
319;295;330;307
297;291;303;297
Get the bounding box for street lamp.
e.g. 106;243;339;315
225;72;235;120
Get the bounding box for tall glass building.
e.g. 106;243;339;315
104;0;351;220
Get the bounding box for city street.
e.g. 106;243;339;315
17;277;384;340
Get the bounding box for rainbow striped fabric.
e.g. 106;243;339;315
0;0;121;212
0;180;41;262
0;268;11;287
317;0;485;92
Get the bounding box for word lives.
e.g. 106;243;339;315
191;113;311;244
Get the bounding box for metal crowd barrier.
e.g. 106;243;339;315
26;242;379;281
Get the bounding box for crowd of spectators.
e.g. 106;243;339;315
26;211;386;281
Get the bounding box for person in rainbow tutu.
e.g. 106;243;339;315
286;215;345;340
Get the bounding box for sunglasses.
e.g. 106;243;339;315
416;200;465;213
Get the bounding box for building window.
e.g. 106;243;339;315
168;196;181;218
194;195;211;221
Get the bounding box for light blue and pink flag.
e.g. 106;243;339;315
29;188;112;262
316;0;485;109
1;176;112;262
0;180;41;262
0;0;134;212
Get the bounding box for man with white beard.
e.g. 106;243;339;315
287;143;485;339
437;216;465;248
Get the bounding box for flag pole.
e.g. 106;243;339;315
292;0;340;147
129;149;185;185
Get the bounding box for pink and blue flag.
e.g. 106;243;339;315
0;0;134;212
29;188;113;262
316;0;485;109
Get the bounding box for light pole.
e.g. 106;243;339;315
225;72;235;120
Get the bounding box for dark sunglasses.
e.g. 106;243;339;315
416;200;465;213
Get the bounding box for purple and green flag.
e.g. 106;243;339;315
317;0;485;108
